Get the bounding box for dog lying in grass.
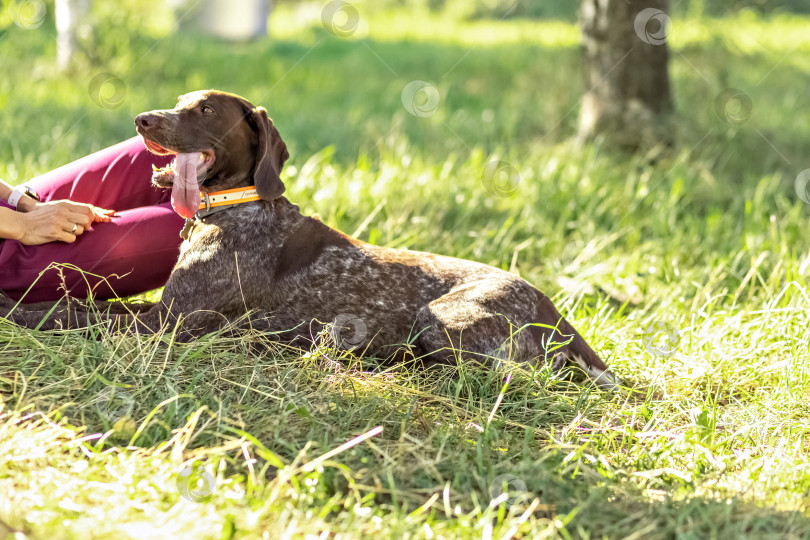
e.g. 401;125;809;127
0;90;617;389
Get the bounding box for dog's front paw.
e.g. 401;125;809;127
151;165;176;188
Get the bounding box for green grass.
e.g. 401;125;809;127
2;2;810;538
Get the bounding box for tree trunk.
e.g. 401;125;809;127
577;0;673;150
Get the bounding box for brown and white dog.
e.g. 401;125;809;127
1;90;617;389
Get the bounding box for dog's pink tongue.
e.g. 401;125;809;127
171;152;202;219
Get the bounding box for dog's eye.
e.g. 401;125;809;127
201;105;214;115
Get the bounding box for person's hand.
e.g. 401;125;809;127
13;200;116;245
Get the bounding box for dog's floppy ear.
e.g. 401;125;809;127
247;106;289;201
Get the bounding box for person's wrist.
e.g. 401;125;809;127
8;211;27;242
15;195;39;212
7;185;40;212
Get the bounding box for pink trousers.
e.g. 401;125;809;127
0;137;183;302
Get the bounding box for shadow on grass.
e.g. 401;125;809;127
1;324;809;536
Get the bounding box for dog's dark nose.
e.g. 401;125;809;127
135;113;159;130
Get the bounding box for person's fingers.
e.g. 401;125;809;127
19;200;111;244
41;200;114;222
91;206;115;222
79;205;95;221
62;220;85;234
67;209;94;228
81;204;112;222
51;224;75;243
57;201;92;217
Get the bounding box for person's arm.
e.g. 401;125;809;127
0;178;116;245
0;179;39;213
0;206;26;241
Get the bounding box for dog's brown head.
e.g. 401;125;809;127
135;90;289;217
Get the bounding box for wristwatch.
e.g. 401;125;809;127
7;185;41;209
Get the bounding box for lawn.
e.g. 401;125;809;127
1;1;810;538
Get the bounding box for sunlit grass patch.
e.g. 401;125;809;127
271;3;810;53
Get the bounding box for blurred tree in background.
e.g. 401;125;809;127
577;0;673;150
0;0;807;156
273;0;810;18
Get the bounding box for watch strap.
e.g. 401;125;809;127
7;185;39;209
7;186;26;208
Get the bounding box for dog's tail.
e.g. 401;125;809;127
533;293;619;390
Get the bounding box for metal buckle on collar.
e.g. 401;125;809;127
203;192;211;211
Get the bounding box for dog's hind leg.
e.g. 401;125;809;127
411;285;539;369
528;292;618;390
411;280;618;390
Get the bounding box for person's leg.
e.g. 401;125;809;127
0;202;183;302
27;136;173;210
0;137;183;302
